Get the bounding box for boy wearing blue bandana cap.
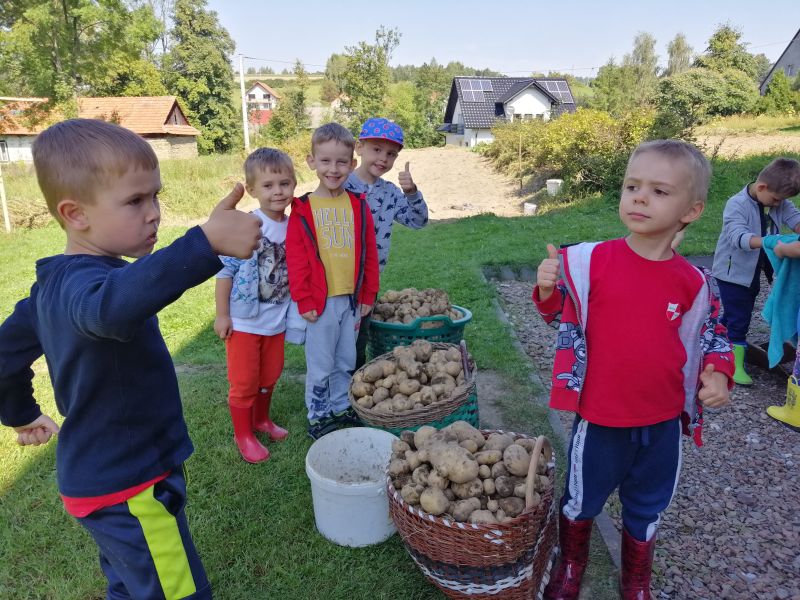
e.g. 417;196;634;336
345;117;429;367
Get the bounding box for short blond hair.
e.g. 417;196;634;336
311;122;355;156
244;147;296;188
628;139;711;204
32;119;158;223
757;158;800;198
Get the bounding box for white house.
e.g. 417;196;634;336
0;96;200;162
760;28;800;94
245;81;281;111
438;77;576;147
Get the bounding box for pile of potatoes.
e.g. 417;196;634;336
351;340;468;413
388;421;551;525
371;288;462;325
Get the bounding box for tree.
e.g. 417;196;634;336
0;0;164;101
410;59;450;147
694;24;759;80
666;33;693;76
589;59;636;116
164;0;238;153
753;53;772;83
321;78;340;103
761;71;800;113
622;32;659;106
340;26;401;127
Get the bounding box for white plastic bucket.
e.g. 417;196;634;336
523;202;538;215
305;427;398;547
546;179;563;196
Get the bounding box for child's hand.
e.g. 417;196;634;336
201;183;261;259
302;309;319;323
774;240;800;259
214;316;233;340
398;162;417;195
536;244;560;301
14;414;59;446
360;303;373;317
698;364;730;408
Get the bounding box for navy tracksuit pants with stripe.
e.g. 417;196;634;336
77;469;211;600
561;415;682;542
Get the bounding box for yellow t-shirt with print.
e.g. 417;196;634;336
309;193;355;297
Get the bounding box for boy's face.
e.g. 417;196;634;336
619;152;704;240
64;167;162;259
355;138;402;179
752;182;788;208
306;139;356;194
246;167;295;216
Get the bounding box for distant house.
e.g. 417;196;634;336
0;96;200;162
760;28;800;94
438;76;576;147
245;81;281;111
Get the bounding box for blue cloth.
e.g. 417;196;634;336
358;117;404;147
762;233;800;367
561;416;682;542
0;226;221;497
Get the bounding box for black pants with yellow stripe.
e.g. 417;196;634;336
77;469;211;600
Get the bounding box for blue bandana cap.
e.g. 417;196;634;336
358;117;404;148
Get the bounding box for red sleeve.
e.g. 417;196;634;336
359;203;380;306
532;284;565;324
286;206;315;315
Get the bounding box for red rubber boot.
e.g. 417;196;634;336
620;529;656;600
252;387;288;441
543;513;593;600
230;404;269;463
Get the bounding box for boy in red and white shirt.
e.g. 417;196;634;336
534;140;734;600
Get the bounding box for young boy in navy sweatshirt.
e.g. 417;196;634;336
0;119;260;599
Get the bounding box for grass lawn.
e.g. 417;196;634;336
697;113;800;136
0;150;797;599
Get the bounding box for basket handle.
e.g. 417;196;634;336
459;340;471;379
525;435;553;509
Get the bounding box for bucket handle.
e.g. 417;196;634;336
459;340;471;380
525;435;553;509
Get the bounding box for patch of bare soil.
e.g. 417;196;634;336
699;134;800;157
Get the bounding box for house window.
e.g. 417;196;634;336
0;141;8;163
523;114;533;121
247;93;256;100
513;114;522;121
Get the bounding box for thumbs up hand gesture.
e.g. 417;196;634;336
201;183;262;258
697;363;731;408
398;161;417;195
536;244;560;301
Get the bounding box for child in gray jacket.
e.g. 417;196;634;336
711;158;800;385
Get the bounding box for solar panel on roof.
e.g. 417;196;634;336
480;80;493;91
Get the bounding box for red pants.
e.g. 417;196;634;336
225;331;285;409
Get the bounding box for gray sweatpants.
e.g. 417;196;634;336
304;295;359;422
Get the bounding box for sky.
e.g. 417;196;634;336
206;0;799;77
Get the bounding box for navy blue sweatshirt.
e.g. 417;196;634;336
0;227;221;497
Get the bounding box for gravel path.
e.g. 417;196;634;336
492;276;800;600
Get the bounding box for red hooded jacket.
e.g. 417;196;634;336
286;191;379;316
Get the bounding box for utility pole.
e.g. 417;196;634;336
239;54;250;153
0;161;10;233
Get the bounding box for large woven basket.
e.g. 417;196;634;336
389;433;557;599
348;342;479;434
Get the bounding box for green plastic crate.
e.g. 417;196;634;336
368;305;472;357
363;390;479;437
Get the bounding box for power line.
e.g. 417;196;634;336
241;54;326;69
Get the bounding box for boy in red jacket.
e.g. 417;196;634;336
534;140;734;599
286;123;380;439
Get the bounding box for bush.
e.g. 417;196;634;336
482;108;657;195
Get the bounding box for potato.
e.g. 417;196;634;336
444;361;463;377
475;450;503;465
483;478;496;496
379;374;396;389
484;432;515;452
400;483;422;505
427;469;449;490
411;465;430;486
398;379;421;396
361;363;384;383
513;482;527;498
372;387;390;403
400;430;416;447
408;391;422;406
427;443;479;484
406;451;421;471
487;499;499;512
498;496;525;518
388;459;410;477
491;462;509;478
443;421;485;449
503;444;532;477
391;395;411;412
469;510;498;525
420;387;437;405
410;339;433;361
537;475;551;491
495;476;514;498
444;488;455;501
420;487;450;516
515;437;536;453
431;383;446;397
452;498;481;522
351;381;374;398
528;491;541;507
450;478;484;499
356;396;374;408
460;439;479;454
397;356;421;378
373;400;393;414
392;440;411;454
379;360;396;377
478;464;491;479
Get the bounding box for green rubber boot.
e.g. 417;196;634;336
732;344;753;386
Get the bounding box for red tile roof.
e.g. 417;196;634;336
0;96;199;136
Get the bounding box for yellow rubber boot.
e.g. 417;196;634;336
767;376;800;431
732;344;753;386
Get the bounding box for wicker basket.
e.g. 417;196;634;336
349;342;479;434
369;305;472;357
389;433;557;599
